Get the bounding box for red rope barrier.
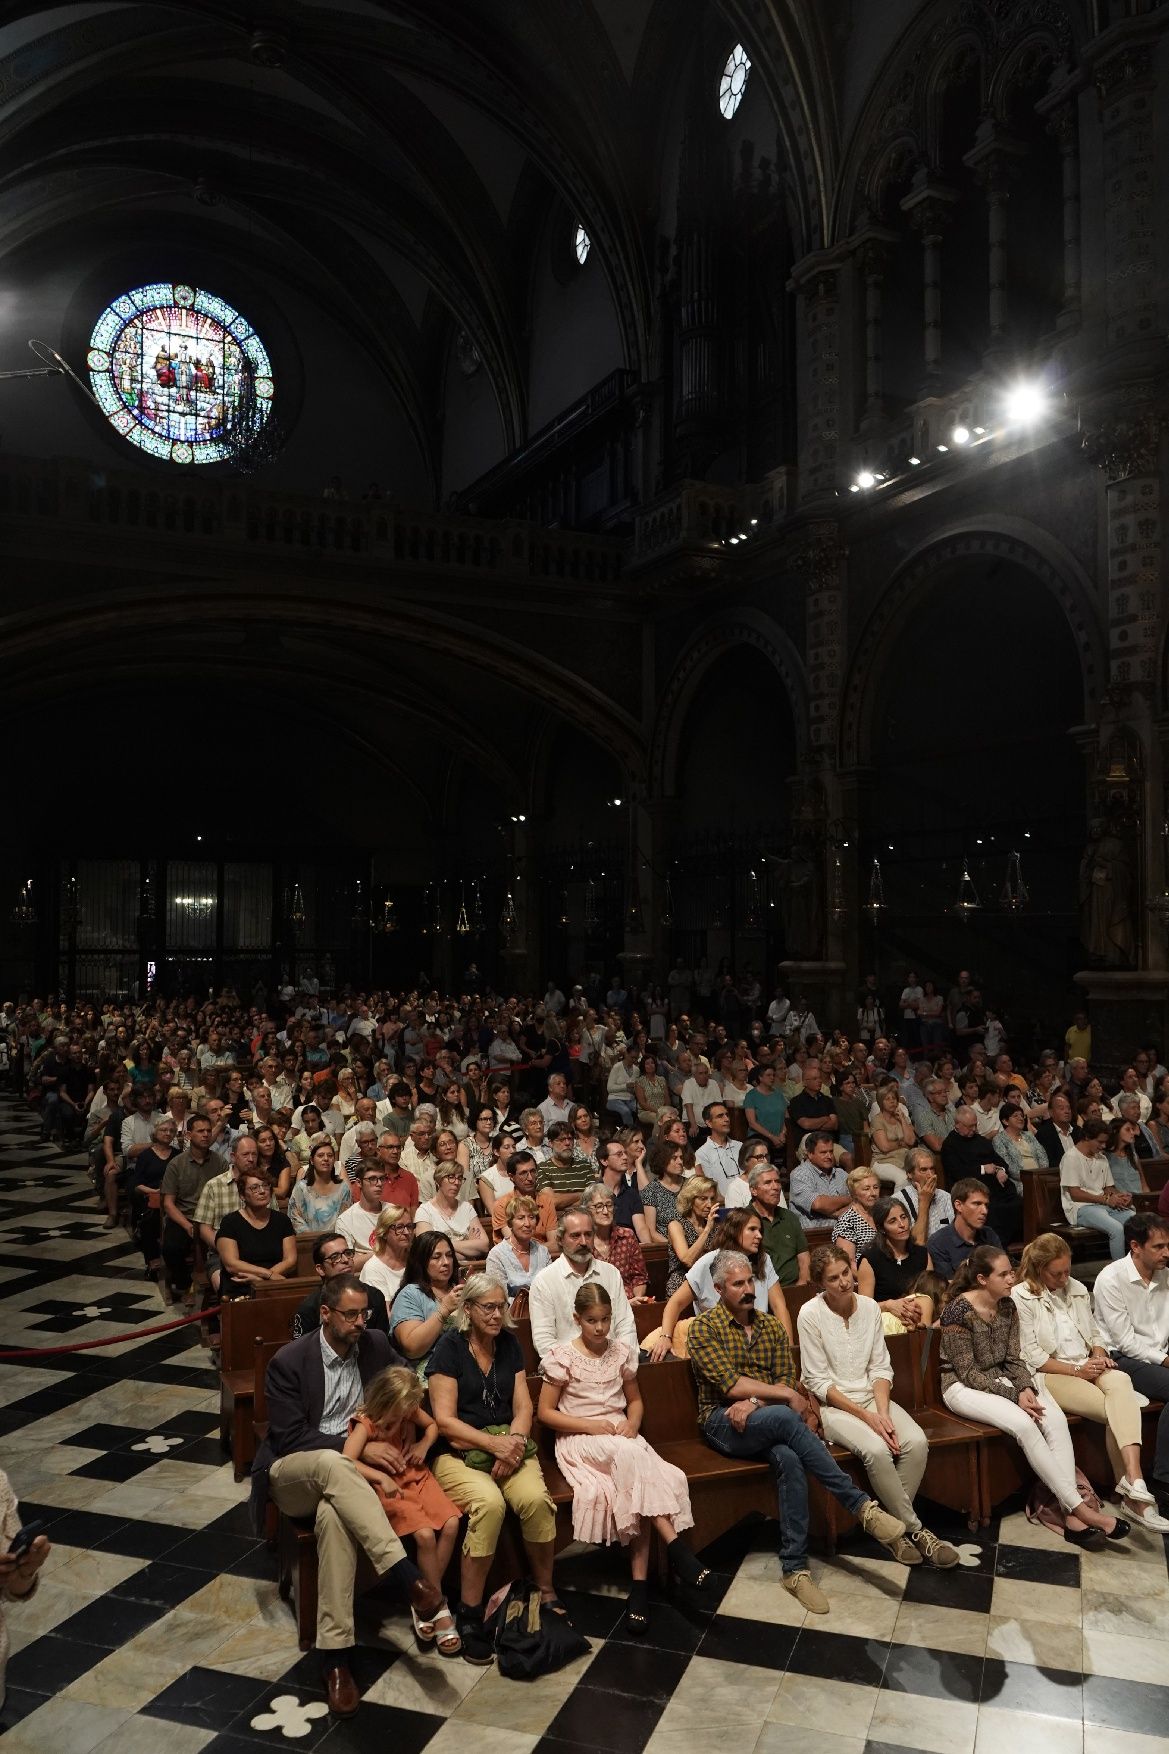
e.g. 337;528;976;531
0;1304;221;1359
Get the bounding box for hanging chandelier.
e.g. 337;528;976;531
12;877;36;925
660;871;675;928
455;883;471;935
372;896;398;934
830;851;847;926
866;858;885;921
954;861;981;922
999;850;1029;913
499;890;517;941
472;880;485;933
288;882;306;928
219;354;285;472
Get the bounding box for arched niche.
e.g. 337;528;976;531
671;643;800;836
842;530;1101;1005
652;610;808;803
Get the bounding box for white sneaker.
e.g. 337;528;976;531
1126;1501;1169;1534
1118;1476;1157;1506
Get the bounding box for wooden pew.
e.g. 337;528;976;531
1021;1170;1104;1255
642;1242;668;1301
220;1286;307;1478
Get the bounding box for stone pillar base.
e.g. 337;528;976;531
779;960;848;1035
1073;969;1169;1076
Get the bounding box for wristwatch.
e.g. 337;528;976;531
747;1395;760;1407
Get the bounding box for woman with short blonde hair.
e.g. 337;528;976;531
1012;1233;1162;1530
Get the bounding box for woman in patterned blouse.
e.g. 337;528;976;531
583;1180;647;1300
830;1167;880;1267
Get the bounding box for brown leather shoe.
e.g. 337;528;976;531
409;1576;444;1623
324;1663;360;1718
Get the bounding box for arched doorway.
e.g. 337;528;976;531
858;553;1088;1031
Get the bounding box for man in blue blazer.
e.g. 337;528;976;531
253;1273;444;1717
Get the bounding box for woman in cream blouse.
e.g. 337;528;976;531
1011;1232;1166;1531
796;1245;959;1568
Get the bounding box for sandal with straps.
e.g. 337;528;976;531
432;1604;462;1657
410;1603;438;1646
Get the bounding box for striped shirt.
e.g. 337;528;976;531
318;1327;363;1435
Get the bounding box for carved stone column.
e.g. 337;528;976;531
791;522;846;757
789;248;850;502
1085;22;1162;349
899;175;959;384
1082;410;1164;693
851;224;898;428
1036;67;1085;329
963;121;1027;357
1082;409;1167;969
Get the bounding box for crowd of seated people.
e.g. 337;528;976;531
7;972;1169;1713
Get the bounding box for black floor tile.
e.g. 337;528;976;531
176;1435;232;1465
94;1517;189;1559
70;1448;159;1481
6;1632;104;1695
580;1638;690;1701
901;1562;994;1614
6;1499;70;1531
226;1544;279;1580
980;1658;1084;1719
1082;1673;1169;1735
696;1512;771;1568
543;1587;625;1639
149;1666;270;1731
4;1383;92;1416
163;1530;264;1572
994;1542;1081;1588
205;1500;261;1539
698;1610;798;1671
789;1626;889;1688
54;1593;160;1648
0;1685;42;1730
157;1408;226;1437
110;1557;214;1608
542;1682;665;1754
881;1641;984;1703
315;1702;446;1753
59;1421;146;1449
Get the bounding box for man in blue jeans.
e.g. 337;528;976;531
687;1249;907;1614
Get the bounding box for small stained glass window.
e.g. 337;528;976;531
575;223;591;266
87;283;274;464
719;43;751;118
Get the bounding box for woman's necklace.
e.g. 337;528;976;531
469;1336;500;1410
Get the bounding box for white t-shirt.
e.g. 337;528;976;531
1059;1147;1115;1225
416;1199;480;1238
681;1077;722;1121
360;1253;404;1304
335;1202;381;1254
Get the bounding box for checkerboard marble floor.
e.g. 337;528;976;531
2;1096;1169;1754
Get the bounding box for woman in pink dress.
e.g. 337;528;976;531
538;1282;709;1633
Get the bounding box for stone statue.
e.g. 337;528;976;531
1079;819;1135;967
772;843;824;958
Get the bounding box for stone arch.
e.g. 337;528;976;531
651;608;808;796
838;518;1105;769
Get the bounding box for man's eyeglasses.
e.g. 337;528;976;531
322;1248;355;1264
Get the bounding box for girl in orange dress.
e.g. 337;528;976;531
344;1365;463;1655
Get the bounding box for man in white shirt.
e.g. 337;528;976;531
766;990;792;1038
605;1047;640;1127
334;1161;387;1268
681;1062;721;1141
528;1207;638;1363
1093;1211;1169;1508
695;1100;741;1196
536;1072;573;1129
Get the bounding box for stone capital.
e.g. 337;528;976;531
899;172;960;235
1081;410;1164;482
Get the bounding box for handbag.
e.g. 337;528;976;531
461;1424;538;1472
485;1578;588;1679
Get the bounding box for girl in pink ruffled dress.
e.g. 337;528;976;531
538;1281;709;1633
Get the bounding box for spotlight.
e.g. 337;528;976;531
730;534;740;542
908;455;921;466
951;425;970;446
854;469;877;490
973;426;986;435
849;484;860;494
750;517;758;525
1003;381;1048;425
739;530;748;539
936;443;949;453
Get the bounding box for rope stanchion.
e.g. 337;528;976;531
0;1303;221;1360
